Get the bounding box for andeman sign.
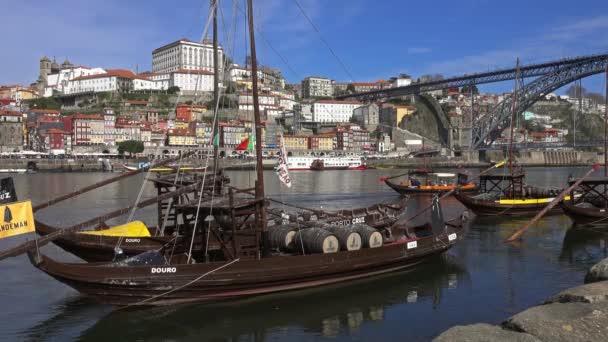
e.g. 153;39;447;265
0;200;35;239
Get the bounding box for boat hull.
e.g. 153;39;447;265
29;218;466;306
454;192;563;216
385;180;478;195
560;201;608;226
35;200;407;262
35;220;180;262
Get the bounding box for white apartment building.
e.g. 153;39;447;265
238;93;278;112
312;100;362;123
152;39;224;74
171;70;214;93
44;66;106;97
140;69;215;94
302;76;333;98
65;69;159;94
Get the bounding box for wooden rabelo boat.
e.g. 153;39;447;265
560;66;608;226
560;177;608;226
384;170;478;195
19;0;469;307
454;173;567;216
35;191;409;262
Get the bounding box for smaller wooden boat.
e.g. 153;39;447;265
560;177;608;226
384;170;477;195
122;162;207;172
455;173;567;216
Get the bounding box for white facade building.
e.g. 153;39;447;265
139;70;214;94
312;100;362;123
44;66;106;97
152;39;223;74
302;76;333;98
65;69;159;94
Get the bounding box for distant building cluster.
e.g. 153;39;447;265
2;37;604;156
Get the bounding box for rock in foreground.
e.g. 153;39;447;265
503;302;608;342
433;323;540;342
544;281;608;304
585;257;608;283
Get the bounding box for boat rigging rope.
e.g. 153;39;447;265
124;257;240;307
189;0;240;264
291;0;355;82
113;1;220;257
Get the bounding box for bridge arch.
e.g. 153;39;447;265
472;58;608;149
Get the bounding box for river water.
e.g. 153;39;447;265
1;167;608;341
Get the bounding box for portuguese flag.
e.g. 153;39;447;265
236;134;255;151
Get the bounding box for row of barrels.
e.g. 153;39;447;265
269;223;383;254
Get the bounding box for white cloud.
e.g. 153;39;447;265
422;15;608;77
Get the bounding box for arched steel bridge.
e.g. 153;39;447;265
337;53;608;149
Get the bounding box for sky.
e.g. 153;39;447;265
2;0;608;94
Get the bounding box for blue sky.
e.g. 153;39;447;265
2;0;608;94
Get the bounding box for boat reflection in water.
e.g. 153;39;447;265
63;255;469;341
560;225;608;265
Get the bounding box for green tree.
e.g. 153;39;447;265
346;83;356;93
167;86;180;95
117;140;144;157
24;97;62;110
460;85;479;94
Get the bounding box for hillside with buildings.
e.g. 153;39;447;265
1;38;605;156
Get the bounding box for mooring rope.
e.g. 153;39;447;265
124;257;241;307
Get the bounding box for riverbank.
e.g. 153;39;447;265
0;148;602;172
433;256;608;341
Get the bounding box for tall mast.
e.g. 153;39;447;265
507;58;520;175
247;0;268;252
212;0;220;169
604;64;607;177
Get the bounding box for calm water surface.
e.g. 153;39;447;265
1;167;608;341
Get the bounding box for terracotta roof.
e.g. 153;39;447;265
46;128;66;134
0;110;21;116
72;69;151;81
72;113;103;120
30;109;60;115
125;100;148;105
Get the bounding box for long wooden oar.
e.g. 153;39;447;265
0;179;205;261
505;164;600;242
378;171;411;182
33;150;196;212
405;160;507;222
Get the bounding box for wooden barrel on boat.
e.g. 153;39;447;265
349;224;383;248
294;228;339;254
326;226;361;251
268;225;297;251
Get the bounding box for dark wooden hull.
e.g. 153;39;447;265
28;217;466;306
35;200;408;262
454;193;563;217
35;220;181;262
560;202;608;226
385;180;478;195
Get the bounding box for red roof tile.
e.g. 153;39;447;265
72;113;103;120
